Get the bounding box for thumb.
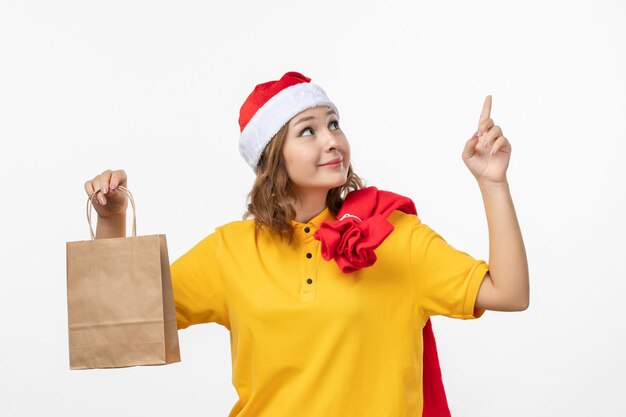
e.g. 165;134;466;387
461;131;479;160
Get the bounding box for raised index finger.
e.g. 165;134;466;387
479;95;492;124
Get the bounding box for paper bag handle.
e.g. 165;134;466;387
86;185;137;240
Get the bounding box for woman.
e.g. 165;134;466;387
85;71;529;417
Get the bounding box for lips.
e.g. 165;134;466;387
320;158;343;166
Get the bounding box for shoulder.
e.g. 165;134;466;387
210;218;257;242
387;209;422;231
215;218;256;233
384;209;439;250
370;210;422;254
190;218;256;247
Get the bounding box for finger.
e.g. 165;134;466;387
85;179;105;205
100;170;113;194
84;180;98;202
477;118;494;140
478;95;492;124
483;125;503;149
95;177;107;205
110;169;127;191
489;136;506;156
462;131;480;159
95;171;112;205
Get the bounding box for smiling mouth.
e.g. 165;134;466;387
319;158;343;166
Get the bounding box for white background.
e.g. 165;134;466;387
1;0;625;416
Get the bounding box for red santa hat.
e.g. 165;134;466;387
238;71;339;171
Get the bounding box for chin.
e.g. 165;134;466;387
294;171;349;190
328;178;349;190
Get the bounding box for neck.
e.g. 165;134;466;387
293;188;329;223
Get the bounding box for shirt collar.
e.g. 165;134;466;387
291;206;336;233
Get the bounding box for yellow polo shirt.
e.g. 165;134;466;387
170;207;489;417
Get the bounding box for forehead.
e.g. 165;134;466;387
289;106;337;125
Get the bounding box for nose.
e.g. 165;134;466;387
322;127;340;152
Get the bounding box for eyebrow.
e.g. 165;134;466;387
293;109;336;127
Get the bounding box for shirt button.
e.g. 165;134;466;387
306;252;312;259
304;227;311;233
307;278;313;284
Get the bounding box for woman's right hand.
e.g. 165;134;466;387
83;169;129;219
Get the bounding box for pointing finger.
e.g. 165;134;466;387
479;95;492;124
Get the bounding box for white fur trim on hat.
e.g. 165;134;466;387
239;82;339;172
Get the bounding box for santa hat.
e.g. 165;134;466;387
238;71;340;171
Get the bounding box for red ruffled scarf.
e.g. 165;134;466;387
314;186;451;417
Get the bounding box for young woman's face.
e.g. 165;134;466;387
282;106;351;196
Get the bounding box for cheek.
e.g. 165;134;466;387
283;145;313;177
341;139;351;162
282;144;297;167
285;144;315;166
338;134;350;153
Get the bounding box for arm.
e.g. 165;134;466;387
462;95;529;312
96;213;126;239
475;180;529;311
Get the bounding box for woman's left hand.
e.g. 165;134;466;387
462;95;511;184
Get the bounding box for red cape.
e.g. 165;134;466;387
314;186;452;417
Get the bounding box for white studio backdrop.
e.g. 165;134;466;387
1;0;625;415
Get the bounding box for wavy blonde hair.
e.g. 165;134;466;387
243;122;365;244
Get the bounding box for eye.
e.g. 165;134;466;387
299;127;314;137
330;120;340;130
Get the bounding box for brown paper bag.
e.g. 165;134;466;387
66;185;181;370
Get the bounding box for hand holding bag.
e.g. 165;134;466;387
66;185;181;370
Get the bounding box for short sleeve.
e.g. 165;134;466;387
409;217;489;319
170;231;229;329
